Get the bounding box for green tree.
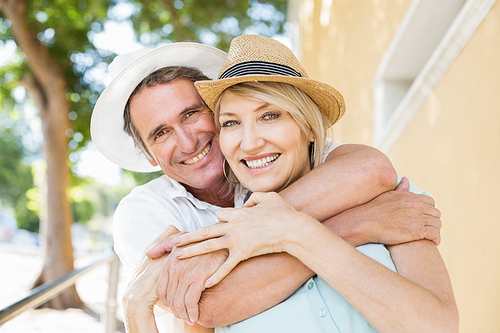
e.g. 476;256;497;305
0;123;39;231
0;0;286;310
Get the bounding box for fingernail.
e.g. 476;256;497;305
175;249;184;258
173;237;181;245
204;279;213;288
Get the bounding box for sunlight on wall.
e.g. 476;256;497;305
320;0;332;26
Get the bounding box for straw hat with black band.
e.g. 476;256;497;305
195;34;345;126
91;43;227;173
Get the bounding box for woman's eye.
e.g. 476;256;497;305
262;112;280;121
186;110;196;118
221;120;238;128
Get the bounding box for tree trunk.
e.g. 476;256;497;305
0;0;83;308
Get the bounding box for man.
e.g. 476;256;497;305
91;42;441;331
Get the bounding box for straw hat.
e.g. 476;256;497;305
195;34;345;126
90;43;227;173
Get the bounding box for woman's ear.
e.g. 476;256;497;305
308;130;315;143
148;158;158;167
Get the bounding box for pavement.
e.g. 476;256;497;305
0;242;127;333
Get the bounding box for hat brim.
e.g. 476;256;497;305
195;75;345;126
91;43;227;173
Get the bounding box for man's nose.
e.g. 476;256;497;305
175;127;197;153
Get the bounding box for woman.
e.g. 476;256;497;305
124;35;458;332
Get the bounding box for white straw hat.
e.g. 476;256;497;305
195;34;345;126
91;43;227;172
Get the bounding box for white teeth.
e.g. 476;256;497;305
245;154;280;169
184;143;211;165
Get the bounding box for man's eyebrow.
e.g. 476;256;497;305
146;102;207;142
179;102;206;116
147;124;166;143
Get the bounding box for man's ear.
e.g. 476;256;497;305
148;158;158;167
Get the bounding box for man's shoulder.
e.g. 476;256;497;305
121;175;186;203
127;175;177;195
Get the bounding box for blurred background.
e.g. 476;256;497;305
0;0;498;332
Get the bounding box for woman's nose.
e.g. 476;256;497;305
240;126;265;153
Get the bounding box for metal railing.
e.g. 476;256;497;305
0;249;121;333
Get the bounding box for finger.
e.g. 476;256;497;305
418;193;436;207
145;225;182;256
241;191;271;207
146;235;178;258
424;225;441;246
176;225;226;247
157;257;170;309
177;238;227;259
395;177;409;191
424;210;442;229
424;205;441;219
204;255;240;288
165;256;181;318
185;282;204;324
216;207;235;222
173;277;192;324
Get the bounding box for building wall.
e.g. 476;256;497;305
297;0;500;331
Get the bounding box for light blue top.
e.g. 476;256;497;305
217;176;427;333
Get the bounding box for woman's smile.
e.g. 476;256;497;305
242;153;280;169
218;90;311;193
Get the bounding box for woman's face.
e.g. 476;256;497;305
218;90;313;193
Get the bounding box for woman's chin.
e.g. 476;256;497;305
244;181;284;193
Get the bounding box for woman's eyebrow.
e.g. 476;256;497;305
219;102;271;117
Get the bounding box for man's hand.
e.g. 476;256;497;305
122;225;180;333
147;236;229;325
333;177;442;246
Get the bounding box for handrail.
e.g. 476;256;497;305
0;249;120;332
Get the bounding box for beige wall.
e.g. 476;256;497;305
298;0;500;331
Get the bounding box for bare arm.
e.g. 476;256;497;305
178;193;457;332
286;223;458;332
170;144;398;326
168;178;442;327
194;145;398;326
150;145;443;326
280;143;397;221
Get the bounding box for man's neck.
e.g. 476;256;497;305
184;179;234;208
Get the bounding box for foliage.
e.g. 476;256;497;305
125;0;287;50
0;124;38;231
0;0;288;227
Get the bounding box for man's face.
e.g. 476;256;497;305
129;78;225;190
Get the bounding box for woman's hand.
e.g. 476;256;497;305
173;192;316;287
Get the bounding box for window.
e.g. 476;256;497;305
373;0;495;152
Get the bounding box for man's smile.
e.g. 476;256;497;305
183;142;212;165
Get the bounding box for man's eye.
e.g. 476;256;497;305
221;120;238;128
155;129;168;139
186;111;196;118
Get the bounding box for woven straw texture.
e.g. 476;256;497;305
195;34;345;126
